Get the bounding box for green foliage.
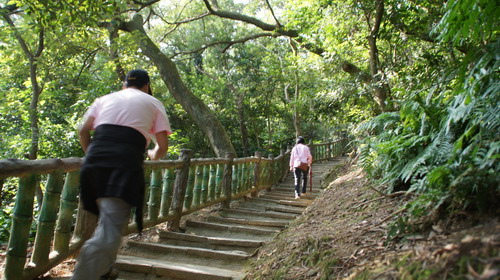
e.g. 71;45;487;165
433;0;499;45
357;0;499;221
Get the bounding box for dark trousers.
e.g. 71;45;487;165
294;167;308;194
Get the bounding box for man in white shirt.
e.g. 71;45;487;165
72;69;171;280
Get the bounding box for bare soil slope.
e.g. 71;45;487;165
244;164;499;280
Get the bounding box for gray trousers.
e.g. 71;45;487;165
71;198;131;280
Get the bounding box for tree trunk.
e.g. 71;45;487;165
108;27;126;82
121;14;236;157
290;40;301;137
367;0;391;112
28;57;41;160
3;11;45;206
293;82;301;138
236;94;250;156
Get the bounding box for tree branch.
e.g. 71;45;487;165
34;29;45;57
2;12;33;58
0;4;19;15
202;0;278;32
199;0;374;84
132;0;161;8
171;32;279;58
264;0;281;27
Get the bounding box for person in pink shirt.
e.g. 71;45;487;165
289;136;313;199
72;69;172;280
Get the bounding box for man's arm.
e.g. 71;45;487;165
79;116;95;153
148;131;169;160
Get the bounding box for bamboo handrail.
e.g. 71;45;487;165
0;138;349;280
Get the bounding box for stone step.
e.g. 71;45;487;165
265;188;320;196
265;206;304;215
115;255;246;280
272;186;321;193
158;231;262;255
251;197;311;208
230;200;305;215
259;193;315;201
185;220;278;241
245;197;309;208
124;241;251;261
207;215;288;228
221;208;297;220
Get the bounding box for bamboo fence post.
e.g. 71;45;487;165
142;167;151;215
73;200;97;245
159;169;174;219
279;149;285;182
222;152;235;209
183;167;195;210
147;169;162;223
231;164;238;195
267;154;273;191
242;162;248;192
192;165;202;207
215;163;223;199
245;162;252;191
200;165;209;204
327;142;332;159
208;165;217;202
4;174;37;280
252;152;262;197
261;160;268;190
32;171;64;267
167;149;192;232
54;171;80;255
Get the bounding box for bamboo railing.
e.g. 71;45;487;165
0;138;348;280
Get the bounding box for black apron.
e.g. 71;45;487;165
80;124;147;232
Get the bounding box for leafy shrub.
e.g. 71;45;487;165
356;0;499;222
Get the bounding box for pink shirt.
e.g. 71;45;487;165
85;88;172;144
289;143;313;168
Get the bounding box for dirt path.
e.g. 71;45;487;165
244;162;500;279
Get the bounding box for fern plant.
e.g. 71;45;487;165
356;1;499;222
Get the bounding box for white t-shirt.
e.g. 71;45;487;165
85;88;172;144
290;143;313;168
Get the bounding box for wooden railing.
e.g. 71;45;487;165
0;138;348;280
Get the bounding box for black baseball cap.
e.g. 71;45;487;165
125;69;150;89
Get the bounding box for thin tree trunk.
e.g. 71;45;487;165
28;57;41;160
108;27;126;82
2;12;45;206
367;0;392;112
290;40;301;137
236;94;250;156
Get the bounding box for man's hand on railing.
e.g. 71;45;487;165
148;132;169;160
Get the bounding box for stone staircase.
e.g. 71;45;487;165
57;160;340;280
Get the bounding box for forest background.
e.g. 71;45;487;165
0;0;498;256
